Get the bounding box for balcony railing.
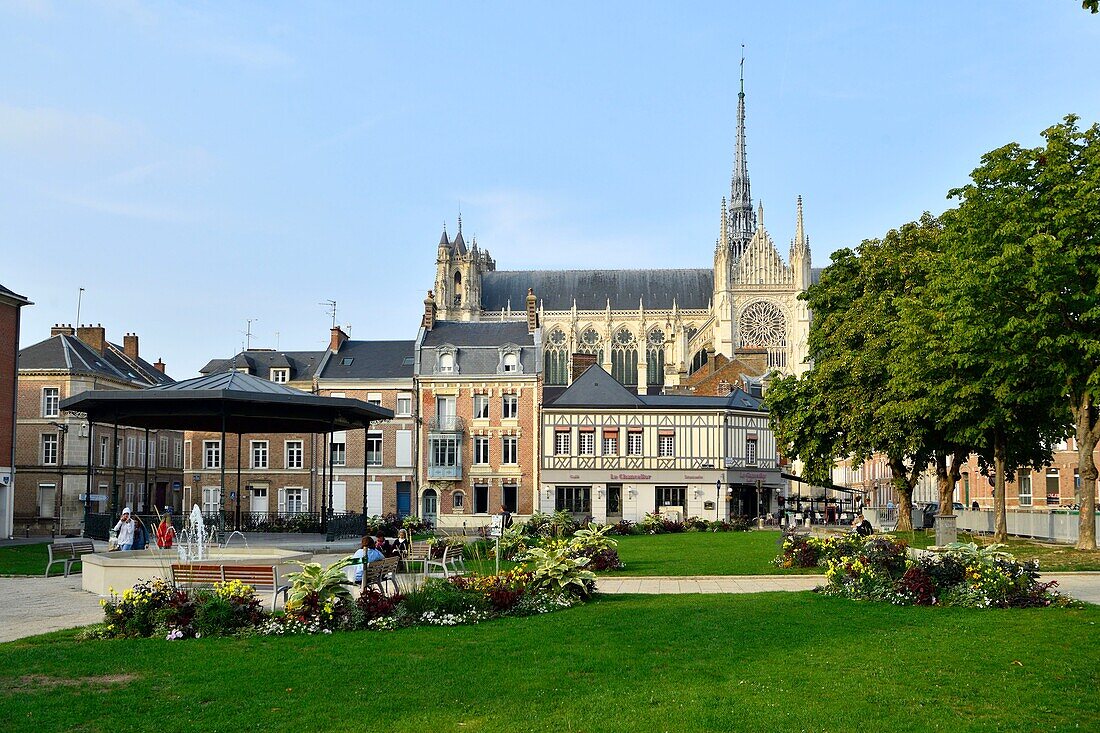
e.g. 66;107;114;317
427;464;463;480
429;415;466;433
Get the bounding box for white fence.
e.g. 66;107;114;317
956;509;1100;543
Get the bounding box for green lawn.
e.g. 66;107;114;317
608;530;819;575
1;593;1097;732
894;530;1100;572
0;543;76;577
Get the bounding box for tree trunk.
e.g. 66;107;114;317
1074;394;1099;550
993;432;1007;543
935;451;965;515
889;457;916;532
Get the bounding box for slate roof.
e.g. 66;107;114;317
422;321;534;347
199;350;325;381
18;334;173;386
546;364;764;411
0;282;30;305
481;269;714;312
320;340;415;381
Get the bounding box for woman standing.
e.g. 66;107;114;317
113;507;136;551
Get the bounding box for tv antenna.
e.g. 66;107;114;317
320;299;338;329
243;318;258;350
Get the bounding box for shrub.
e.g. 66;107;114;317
526;545;597;598
549;510;578;537
584;547;624;571
569;524;618;554
497;526;528;561
102;577;177;637
896;566;936;606
606;519;636;536
522;512;553;538
638;512;665;534
356;588;405;623
401;578;486;618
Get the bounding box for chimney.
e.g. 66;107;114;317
76;324;107;354
329;326;348;354
422;290;437;331
51;323;75;337
571;352;597;382
153;358;166;373
526;288;538;332
123;333;139;361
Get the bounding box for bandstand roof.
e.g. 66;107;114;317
59;371;393;433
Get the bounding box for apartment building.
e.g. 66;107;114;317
15;324;183;535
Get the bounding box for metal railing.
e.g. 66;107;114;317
429;415;466;432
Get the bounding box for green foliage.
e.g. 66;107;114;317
525;545;597;598
497;525;528;561
568;524;618;554
285;558;354;612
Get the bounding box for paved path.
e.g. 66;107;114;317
3;570;1099;645
0;575;104;643
596;574;824;594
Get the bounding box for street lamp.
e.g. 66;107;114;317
49;422;68;536
715;478;722;521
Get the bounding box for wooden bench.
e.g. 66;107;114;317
361;556;401;596
45;539;96;577
171;563;290;610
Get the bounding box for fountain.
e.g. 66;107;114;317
176;505;217;561
81;505;311;595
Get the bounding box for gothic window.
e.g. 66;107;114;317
544;328;569;386
689;349;708;375
611;328;637;386
739;301;787;368
453;271;462;307
578;327;603;364
646;328;665;387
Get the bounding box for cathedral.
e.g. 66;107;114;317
430;77;815;393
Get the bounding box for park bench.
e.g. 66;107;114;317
361;556;401;596
171;563;290;611
45;539;96;577
424;542;466;578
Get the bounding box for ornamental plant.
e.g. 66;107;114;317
285;558;354;615
526;545;596;598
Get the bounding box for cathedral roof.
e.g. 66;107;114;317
481;269;713;312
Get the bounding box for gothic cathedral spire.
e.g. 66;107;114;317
727;46;756;254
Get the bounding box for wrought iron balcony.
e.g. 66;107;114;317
429;415;466;433
427;464;463;480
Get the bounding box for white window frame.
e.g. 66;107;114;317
502;394;519;420
367;392;382;406
396;393;412;417
41;434;59;466
1018;469;1032;507
438;352;455;373
473;394;490;420
366;432;383;466
658;434;675;457
579;431;595;456
127;436;136;466
285;440;303;470
202;486;221;514
184;440;192;470
251;440;269;469
203;440;221;470
99;436;109;467
42;387;60;418
331;433;347;467
174;439;182;468
502;435;518;465
270;368;290;383
554;431;571;456
745;437;758;466
602;435;618;456
627;432;643;456
280;486;307;515
473;436;490;465
453;491;465;510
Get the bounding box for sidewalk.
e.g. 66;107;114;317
595;574;824;594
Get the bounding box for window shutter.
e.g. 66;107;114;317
278;488;286;513
302;488;309;512
396;430;413;467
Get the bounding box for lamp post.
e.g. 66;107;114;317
715;478;722;521
756;479;764;529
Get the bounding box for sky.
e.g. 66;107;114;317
3;1;1099;378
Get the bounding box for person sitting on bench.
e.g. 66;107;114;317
351;536;385;583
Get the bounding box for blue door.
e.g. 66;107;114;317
397;482;412;518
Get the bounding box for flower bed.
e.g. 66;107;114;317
82;541;598;640
774;532;1070;609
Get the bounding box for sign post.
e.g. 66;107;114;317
489;514;504;574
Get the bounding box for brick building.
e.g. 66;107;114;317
185;327;415;522
0;283;31;539
416;292;541;529
15;324;183;536
956;440;1100;510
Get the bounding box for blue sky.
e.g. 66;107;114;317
3;1;1098;377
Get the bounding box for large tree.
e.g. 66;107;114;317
768;218;947;531
946;117;1100;548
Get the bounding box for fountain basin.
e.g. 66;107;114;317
81;547;313;596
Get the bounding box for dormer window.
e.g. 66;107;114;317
270;368;290;383
497;344;523;375
436;344;460;375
